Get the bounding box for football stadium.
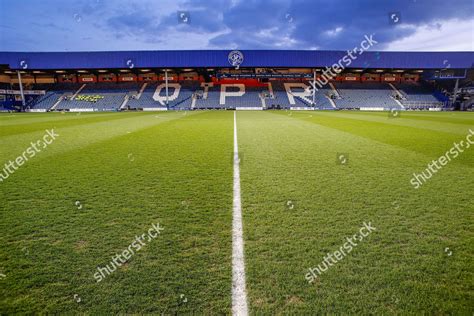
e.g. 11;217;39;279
1;0;473;314
1;49;473;112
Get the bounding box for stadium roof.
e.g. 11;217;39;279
0;50;473;70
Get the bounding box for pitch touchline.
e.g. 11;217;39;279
232;111;249;316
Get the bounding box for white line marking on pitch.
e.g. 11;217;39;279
232;111;249;316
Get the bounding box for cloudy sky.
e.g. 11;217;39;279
0;0;473;52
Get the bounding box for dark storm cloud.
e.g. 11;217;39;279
107;11;158;35
156;9;224;34
0;0;472;51
206;0;474;50
283;0;474;50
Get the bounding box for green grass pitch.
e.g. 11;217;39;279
0;110;473;314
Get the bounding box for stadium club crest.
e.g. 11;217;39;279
228;50;244;69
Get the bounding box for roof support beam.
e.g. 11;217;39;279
16;71;26;111
165;70;169;106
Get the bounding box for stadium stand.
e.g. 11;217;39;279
170;81;200;109
28;91;66;110
55;83;137;111
127;81;198;110
3;80;456;111
193;84;223;109
270;81;299;109
127;82;164;109
269;81;334;109
0;49;471;111
395;82;448;108
218;85;264;109
333;82;401;109
56;92;126;111
26;83;82;111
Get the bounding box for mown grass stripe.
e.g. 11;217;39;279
236;111;472;314
277;111;473;167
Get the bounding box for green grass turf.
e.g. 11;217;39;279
1;111;233;314
1;110;473;314
238;110;473;314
